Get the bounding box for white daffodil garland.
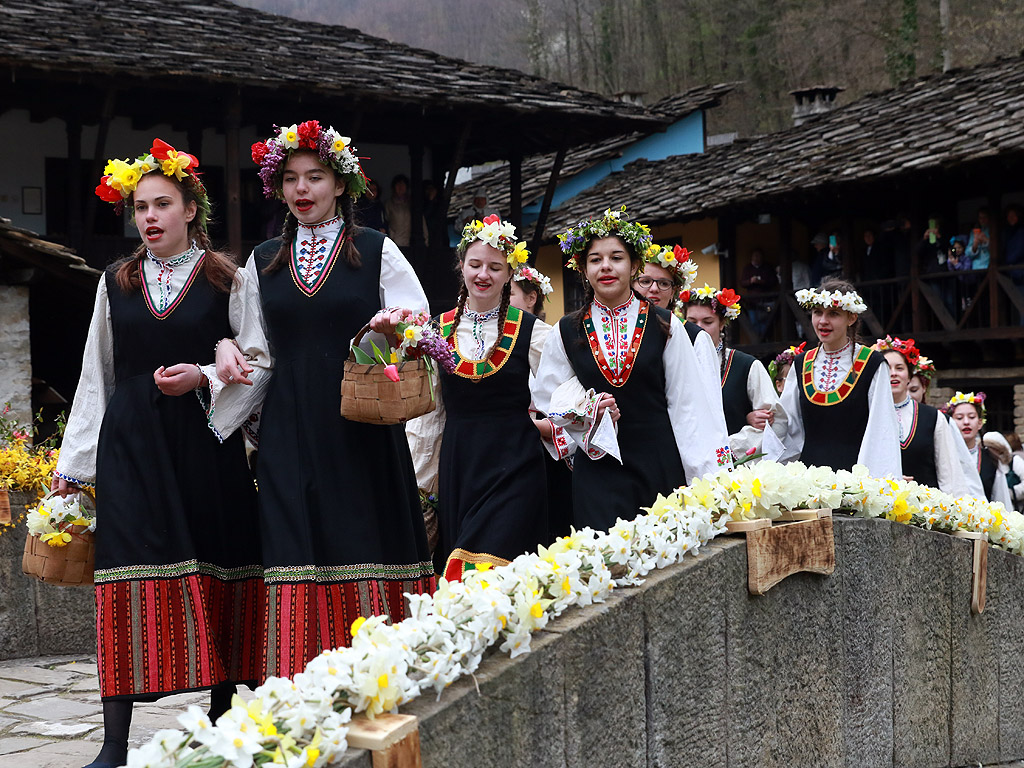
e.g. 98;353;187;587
126;461;1024;767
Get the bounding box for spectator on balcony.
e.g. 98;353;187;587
919;216;946;274
1004;205;1024;285
965;208;992;270
457;188;500;231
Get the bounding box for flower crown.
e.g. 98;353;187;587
513;264;553;296
251;120;368;201
873;335;921;366
914;355;936;381
795;287;868;314
558;207;653;274
774;341;807;367
643;243;698;291
94;139;210;227
679;283;742;320
945;391;987;423
459;215;529;268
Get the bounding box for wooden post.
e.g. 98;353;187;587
778;215;793;342
410;141;425;256
529;143;568;256
509;150;523;231
953;530;988;614
82;88;117;258
988;193;1001;327
441;121;472;218
224;93;242;258
348;713;422;768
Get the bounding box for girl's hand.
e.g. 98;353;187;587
50;474;79;498
597;393;620;423
154;364;206;396
216;340;253;386
370;307;412;336
746;409;774;430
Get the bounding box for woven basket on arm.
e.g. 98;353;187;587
22;488;96;587
340;322;436;425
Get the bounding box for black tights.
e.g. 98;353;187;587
83;683;236;767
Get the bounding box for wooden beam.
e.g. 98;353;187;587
441;121;472;217
509;150;522;231
82;88;117;258
224;93;242;258
529;143;568;255
409;141;425;257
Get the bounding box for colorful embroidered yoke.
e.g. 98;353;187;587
96;269;264;699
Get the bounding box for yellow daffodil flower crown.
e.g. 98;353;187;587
795;287;868;314
251;119;368;201
680;283;743;320
945;391;987;424
642;243;699;291
513;265;553;296
558;206;653;276
458;215;530;268
94;138;210;228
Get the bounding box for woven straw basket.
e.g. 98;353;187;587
340;323;436;425
22;490;95;587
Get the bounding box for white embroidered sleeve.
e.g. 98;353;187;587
729;359;788;460
405;372;445;495
55;278;114;486
857;363;903;478
948;418;986;499
932;412;968;497
779;363;805;463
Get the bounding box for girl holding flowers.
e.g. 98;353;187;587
532;208;732;531
874;337;967;495
779;277;901;476
56;140;269;768
215;120;434;679
683;283;787;461
406;216;552;580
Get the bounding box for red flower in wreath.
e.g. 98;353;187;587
251;141;269;165
482;214;501;226
679;289;692;303
717;288;741;307
94;178;123;203
297;120;321;149
673;244;690;262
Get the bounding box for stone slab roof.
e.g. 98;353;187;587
451;82;738;214
0;219;100;288
544;55;1024;237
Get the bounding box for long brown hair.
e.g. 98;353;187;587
261;151;362;274
113;177;237;294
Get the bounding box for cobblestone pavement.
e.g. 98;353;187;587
0;655;253;768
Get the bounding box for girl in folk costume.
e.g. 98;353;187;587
56;141;269;768
215;120;433;679
510;264;574;540
908;355;935;403
779;278;901;476
636;243;722;403
945;392;1022;506
873;337;968;495
532;208;733;531
406;217;550;580
683;284;788;460
768;342;806;395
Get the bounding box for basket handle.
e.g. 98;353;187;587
349;320;400;362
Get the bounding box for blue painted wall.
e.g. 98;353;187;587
522;110;705;221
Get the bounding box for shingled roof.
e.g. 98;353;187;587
544;55;1024;237
0;0;668;163
0;219;100;289
450;82;739;213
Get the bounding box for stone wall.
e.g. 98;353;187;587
0;491;95;661
0;285;31;428
336;517;1024;768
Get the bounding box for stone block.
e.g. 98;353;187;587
4;695;100;720
0;286;32;427
642;538;740;768
949;536;1000;766
994;547;1024;762
890;524;952;768
0;665;76;686
407;631;567;768
0;545;39;661
834;518;894;768
31;578;96;657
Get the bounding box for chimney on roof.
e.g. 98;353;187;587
790;86;844;126
614;90;646;106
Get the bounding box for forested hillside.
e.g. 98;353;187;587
236;0;1023;135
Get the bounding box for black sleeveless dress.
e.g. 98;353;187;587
558;301;685;531
94;263;263;700
794;345;884;471
253;227;434;680
435;306;547;580
976;441;997;501
721;348;757;436
899;400;940;489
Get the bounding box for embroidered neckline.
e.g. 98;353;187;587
441;305;524;380
583;300;648;388
464;305;501;359
593;296;633;314
140;252;206;320
898;398;919;449
801;344;872;406
297;215;342;233
289;223;345;297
